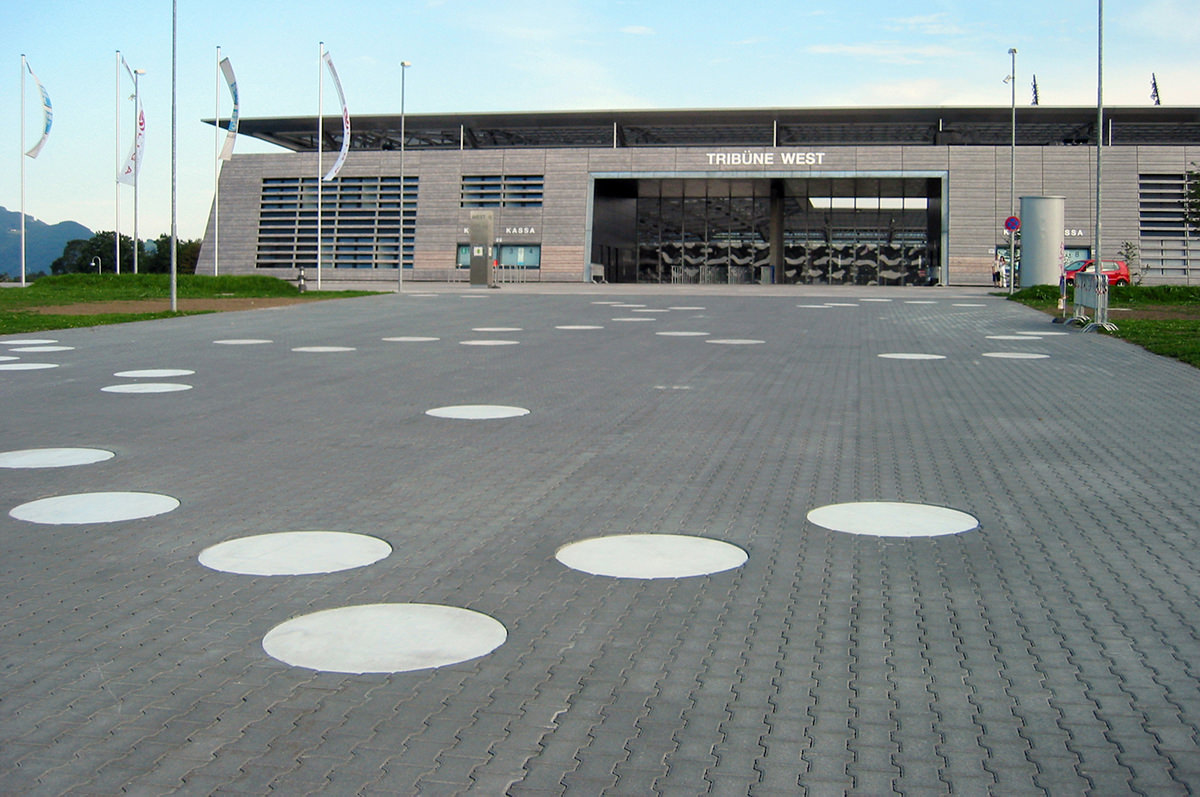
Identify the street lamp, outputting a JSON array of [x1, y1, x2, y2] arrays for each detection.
[[398, 61, 411, 293], [1004, 47, 1018, 293]]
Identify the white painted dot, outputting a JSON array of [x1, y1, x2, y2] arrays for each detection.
[[1018, 330, 1068, 336], [555, 534, 748, 579], [825, 303, 860, 307], [460, 339, 520, 346], [807, 501, 978, 537], [669, 306, 706, 311], [2, 339, 57, 346], [556, 325, 604, 330], [406, 293, 439, 297], [656, 331, 709, 337], [612, 303, 646, 308], [214, 339, 273, 345], [114, 368, 195, 378], [878, 353, 946, 360], [11, 345, 74, 352], [654, 385, 693, 390], [591, 301, 623, 305], [0, 356, 17, 362], [102, 383, 192, 393], [383, 336, 440, 342], [262, 603, 507, 674], [611, 317, 655, 322], [10, 491, 179, 525], [982, 352, 1050, 359], [0, 448, 115, 469], [987, 335, 1042, 340], [632, 308, 669, 313], [0, 362, 58, 371], [472, 327, 523, 332], [797, 304, 831, 308], [904, 300, 938, 304], [707, 338, 765, 345], [199, 531, 392, 576], [953, 303, 987, 307], [292, 346, 356, 353], [860, 298, 893, 303], [426, 405, 530, 420]]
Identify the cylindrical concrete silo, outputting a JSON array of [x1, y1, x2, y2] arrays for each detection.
[[1018, 196, 1066, 287]]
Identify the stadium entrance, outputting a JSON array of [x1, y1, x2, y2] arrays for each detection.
[[592, 176, 942, 285]]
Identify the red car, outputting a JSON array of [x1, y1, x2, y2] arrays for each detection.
[[1064, 259, 1130, 286]]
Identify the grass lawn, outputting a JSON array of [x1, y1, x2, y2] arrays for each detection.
[[1, 274, 377, 334], [1008, 284, 1200, 368]]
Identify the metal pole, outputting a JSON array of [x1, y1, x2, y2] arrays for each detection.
[[170, 0, 177, 311], [1009, 47, 1017, 295], [317, 42, 323, 291], [115, 51, 121, 276], [398, 61, 410, 292], [214, 46, 220, 276], [1094, 0, 1104, 280], [20, 55, 26, 286]]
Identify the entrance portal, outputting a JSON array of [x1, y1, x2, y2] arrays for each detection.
[[592, 176, 941, 285]]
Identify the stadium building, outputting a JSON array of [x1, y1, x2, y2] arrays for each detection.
[[197, 106, 1200, 287]]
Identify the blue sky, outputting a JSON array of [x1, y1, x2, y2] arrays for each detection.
[[4, 0, 1199, 243]]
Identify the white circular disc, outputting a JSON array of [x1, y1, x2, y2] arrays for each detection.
[[797, 304, 831, 308], [114, 368, 195, 378], [199, 531, 392, 576], [459, 339, 520, 346], [262, 603, 507, 674], [982, 352, 1050, 359], [591, 301, 622, 305], [612, 303, 646, 308], [807, 501, 978, 537], [656, 331, 709, 337], [632, 308, 668, 313], [292, 346, 356, 353], [860, 299, 893, 303], [11, 345, 74, 352], [2, 339, 57, 346], [214, 339, 273, 345], [0, 362, 58, 370], [878, 353, 946, 360], [611, 317, 655, 322], [707, 338, 764, 345], [987, 335, 1042, 341], [555, 325, 603, 330], [0, 356, 17, 361], [904, 300, 938, 304], [426, 404, 530, 420], [825, 303, 859, 307], [102, 383, 192, 393], [555, 534, 748, 579], [472, 327, 523, 332], [0, 447, 115, 469], [10, 491, 179, 524], [953, 303, 987, 307], [382, 336, 440, 342]]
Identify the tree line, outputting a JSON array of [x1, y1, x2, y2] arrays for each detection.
[[51, 231, 201, 276]]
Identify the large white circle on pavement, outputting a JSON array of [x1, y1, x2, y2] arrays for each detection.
[[460, 339, 520, 346], [982, 352, 1050, 359], [904, 300, 938, 304], [11, 345, 74, 352], [825, 303, 859, 307], [0, 355, 17, 361], [383, 336, 440, 342], [987, 334, 1042, 340], [953, 303, 987, 307], [669, 306, 706, 311], [10, 491, 179, 524], [807, 501, 978, 537], [656, 331, 709, 337], [215, 339, 273, 345], [102, 383, 192, 393], [199, 531, 392, 576], [472, 327, 523, 332], [0, 362, 58, 370], [114, 368, 195, 378], [0, 447, 115, 468], [612, 303, 646, 308], [292, 346, 356, 353], [556, 534, 748, 579], [262, 603, 507, 674], [878, 353, 946, 360], [3, 339, 57, 346], [556, 325, 603, 330], [861, 298, 893, 303], [426, 404, 530, 420], [612, 317, 655, 322], [707, 338, 764, 345]]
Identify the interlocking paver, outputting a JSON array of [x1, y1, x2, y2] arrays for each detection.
[[2, 285, 1200, 794]]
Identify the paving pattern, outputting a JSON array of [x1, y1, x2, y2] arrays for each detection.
[[2, 284, 1200, 795]]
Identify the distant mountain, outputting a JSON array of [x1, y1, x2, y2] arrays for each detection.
[[1, 206, 93, 280]]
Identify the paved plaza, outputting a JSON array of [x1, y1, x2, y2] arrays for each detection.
[[2, 284, 1199, 795]]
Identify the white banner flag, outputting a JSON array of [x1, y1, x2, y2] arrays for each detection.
[[24, 60, 53, 159], [118, 103, 145, 185], [218, 56, 239, 161], [321, 50, 350, 181]]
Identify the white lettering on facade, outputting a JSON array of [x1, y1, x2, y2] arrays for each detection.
[[1064, 228, 1086, 238], [706, 151, 825, 167], [504, 227, 535, 235]]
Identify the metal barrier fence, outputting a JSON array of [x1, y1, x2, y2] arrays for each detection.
[[1071, 272, 1118, 332]]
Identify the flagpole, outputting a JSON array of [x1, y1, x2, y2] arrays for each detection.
[[214, 45, 221, 276], [132, 68, 142, 275], [317, 41, 324, 291], [170, 0, 177, 311], [114, 51, 121, 275], [20, 55, 27, 286]]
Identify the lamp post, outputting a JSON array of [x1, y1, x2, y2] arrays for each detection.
[[1094, 0, 1104, 281], [398, 61, 411, 293], [1005, 47, 1017, 294]]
